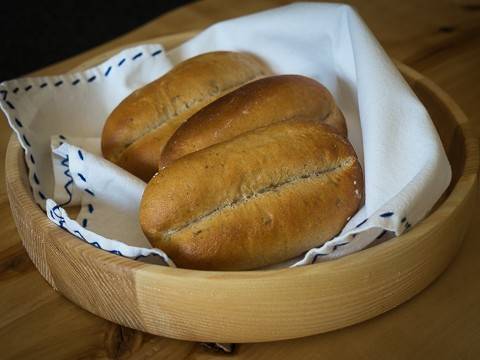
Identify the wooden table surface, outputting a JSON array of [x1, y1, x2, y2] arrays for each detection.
[[1, 1, 479, 359]]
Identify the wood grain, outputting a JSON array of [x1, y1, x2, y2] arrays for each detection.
[[3, 28, 479, 344], [1, 0, 480, 358], [6, 55, 477, 343]]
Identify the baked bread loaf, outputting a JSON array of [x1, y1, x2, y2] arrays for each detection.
[[101, 51, 271, 181], [140, 120, 363, 271], [160, 75, 347, 166]]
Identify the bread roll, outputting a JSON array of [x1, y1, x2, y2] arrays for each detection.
[[160, 75, 347, 166], [140, 120, 363, 271], [101, 51, 271, 181]]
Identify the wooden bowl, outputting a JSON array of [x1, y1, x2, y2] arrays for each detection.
[[5, 32, 479, 343]]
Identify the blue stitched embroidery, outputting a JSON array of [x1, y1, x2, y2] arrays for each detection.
[[355, 218, 368, 228], [6, 47, 338, 264], [73, 230, 86, 240], [77, 173, 86, 182], [332, 242, 349, 251], [59, 155, 73, 206], [22, 134, 30, 146], [50, 205, 66, 228], [312, 253, 327, 263], [73, 229, 125, 256], [380, 211, 394, 218], [134, 253, 162, 260], [51, 204, 63, 219], [0, 90, 7, 99], [74, 230, 102, 250]]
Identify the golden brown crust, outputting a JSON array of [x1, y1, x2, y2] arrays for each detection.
[[140, 120, 363, 270], [160, 75, 347, 167], [115, 110, 197, 182], [101, 51, 271, 181]]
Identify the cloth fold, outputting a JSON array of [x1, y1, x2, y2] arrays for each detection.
[[0, 2, 451, 268]]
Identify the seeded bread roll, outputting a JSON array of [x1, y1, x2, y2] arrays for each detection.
[[101, 51, 271, 181], [140, 120, 363, 271], [160, 75, 346, 167]]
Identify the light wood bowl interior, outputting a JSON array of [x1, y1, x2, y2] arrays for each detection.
[[4, 32, 479, 343]]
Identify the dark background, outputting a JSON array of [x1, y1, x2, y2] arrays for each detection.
[[0, 0, 194, 82]]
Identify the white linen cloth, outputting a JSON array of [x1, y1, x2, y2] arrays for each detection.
[[0, 2, 451, 268]]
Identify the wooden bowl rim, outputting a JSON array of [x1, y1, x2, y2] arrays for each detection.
[[5, 42, 479, 284]]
